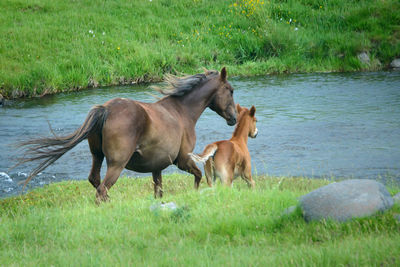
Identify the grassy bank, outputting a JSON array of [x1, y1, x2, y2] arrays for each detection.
[[1, 174, 399, 266], [1, 0, 399, 98]]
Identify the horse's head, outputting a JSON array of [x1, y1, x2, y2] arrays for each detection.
[[237, 104, 258, 138], [208, 67, 237, 126]]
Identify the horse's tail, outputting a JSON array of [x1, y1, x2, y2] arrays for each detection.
[[17, 105, 108, 187], [188, 143, 218, 164]]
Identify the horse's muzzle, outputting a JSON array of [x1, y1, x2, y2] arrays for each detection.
[[227, 116, 237, 126]]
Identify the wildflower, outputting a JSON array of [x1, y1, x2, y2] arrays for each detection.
[[117, 46, 120, 50], [294, 27, 298, 31], [233, 3, 237, 7], [89, 30, 93, 34], [102, 32, 105, 35]]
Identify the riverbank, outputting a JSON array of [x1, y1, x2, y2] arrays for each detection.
[[1, 0, 399, 99], [1, 174, 399, 265]]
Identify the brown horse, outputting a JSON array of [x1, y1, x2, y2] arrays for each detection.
[[189, 104, 257, 188], [18, 67, 237, 202]]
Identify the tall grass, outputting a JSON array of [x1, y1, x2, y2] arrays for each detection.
[[1, 174, 399, 266], [0, 0, 399, 98]]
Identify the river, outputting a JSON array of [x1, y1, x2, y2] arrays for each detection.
[[1, 71, 400, 198]]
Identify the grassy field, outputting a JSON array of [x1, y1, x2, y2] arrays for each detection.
[[1, 0, 399, 98], [1, 174, 399, 266]]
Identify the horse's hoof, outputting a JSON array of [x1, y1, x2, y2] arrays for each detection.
[[95, 193, 109, 205]]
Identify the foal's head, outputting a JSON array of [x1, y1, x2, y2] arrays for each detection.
[[208, 67, 237, 126], [237, 104, 258, 138]]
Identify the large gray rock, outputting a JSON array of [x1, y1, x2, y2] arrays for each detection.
[[393, 193, 400, 204], [300, 179, 393, 222]]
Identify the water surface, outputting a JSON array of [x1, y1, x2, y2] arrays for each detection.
[[1, 72, 399, 198]]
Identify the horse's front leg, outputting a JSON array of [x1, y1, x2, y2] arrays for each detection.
[[152, 170, 163, 198], [176, 156, 203, 189]]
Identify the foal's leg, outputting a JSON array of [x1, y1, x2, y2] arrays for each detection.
[[152, 170, 163, 198], [241, 166, 255, 188], [204, 159, 213, 187], [222, 168, 234, 187]]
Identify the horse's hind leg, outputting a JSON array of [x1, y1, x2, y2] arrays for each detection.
[[95, 127, 136, 203], [88, 153, 104, 188], [88, 135, 104, 188], [96, 164, 126, 203]]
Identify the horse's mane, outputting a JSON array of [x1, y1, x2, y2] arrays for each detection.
[[153, 70, 219, 96]]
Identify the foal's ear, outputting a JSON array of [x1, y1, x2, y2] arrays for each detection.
[[236, 103, 242, 113], [220, 67, 227, 82], [250, 106, 256, 117]]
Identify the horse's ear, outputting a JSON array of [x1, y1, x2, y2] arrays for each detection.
[[220, 67, 227, 82], [250, 106, 256, 117], [236, 103, 242, 113]]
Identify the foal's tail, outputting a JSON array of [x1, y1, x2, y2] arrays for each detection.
[[16, 105, 108, 187], [188, 143, 218, 164]]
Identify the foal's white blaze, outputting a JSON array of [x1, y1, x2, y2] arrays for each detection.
[[252, 128, 258, 138]]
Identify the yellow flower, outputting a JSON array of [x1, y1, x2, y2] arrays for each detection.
[[233, 3, 237, 7], [117, 47, 120, 50]]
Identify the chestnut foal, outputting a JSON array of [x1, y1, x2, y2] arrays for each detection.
[[189, 104, 258, 187]]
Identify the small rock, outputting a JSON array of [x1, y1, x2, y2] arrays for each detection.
[[88, 78, 99, 88], [390, 58, 400, 68], [393, 193, 400, 204], [282, 205, 297, 216], [150, 202, 178, 212], [300, 179, 394, 222], [358, 52, 370, 65]]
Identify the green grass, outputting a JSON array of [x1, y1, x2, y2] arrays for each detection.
[[1, 0, 399, 98], [1, 174, 399, 266]]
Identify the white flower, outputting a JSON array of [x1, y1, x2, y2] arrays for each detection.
[[289, 18, 292, 23], [294, 27, 298, 31], [89, 30, 93, 34], [102, 32, 105, 35], [93, 34, 95, 37]]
